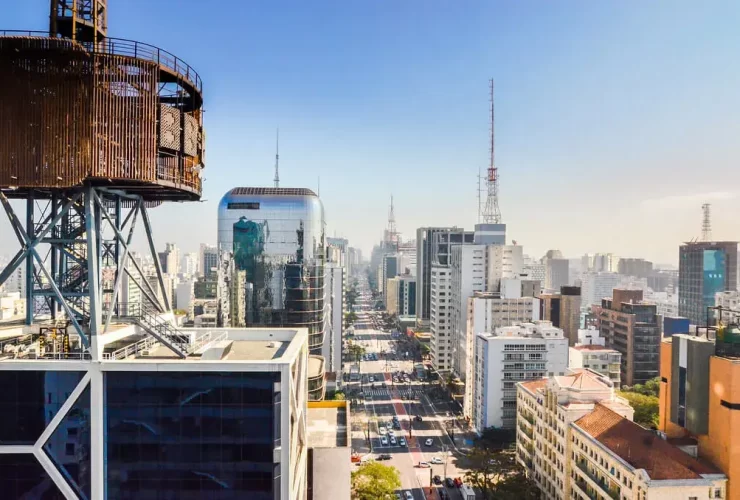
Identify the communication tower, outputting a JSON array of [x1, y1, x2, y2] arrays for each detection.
[[481, 79, 502, 224], [0, 0, 206, 359], [702, 203, 712, 241]]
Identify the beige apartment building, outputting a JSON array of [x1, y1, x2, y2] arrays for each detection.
[[517, 369, 726, 500]]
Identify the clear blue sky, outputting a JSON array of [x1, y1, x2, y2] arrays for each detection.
[[3, 1, 740, 263]]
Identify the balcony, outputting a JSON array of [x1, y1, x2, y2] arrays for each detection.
[[572, 478, 598, 500], [518, 423, 533, 440], [575, 459, 620, 500]]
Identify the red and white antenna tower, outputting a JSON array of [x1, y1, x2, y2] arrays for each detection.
[[482, 79, 502, 224]]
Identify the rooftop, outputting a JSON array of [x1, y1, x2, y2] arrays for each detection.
[[572, 345, 620, 352], [554, 369, 613, 390], [228, 187, 317, 197], [575, 404, 722, 480], [307, 401, 350, 448], [144, 339, 290, 361]]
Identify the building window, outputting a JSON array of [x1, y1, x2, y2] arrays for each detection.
[[65, 443, 75, 456]]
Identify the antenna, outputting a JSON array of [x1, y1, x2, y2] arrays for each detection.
[[386, 195, 398, 250], [702, 203, 712, 241], [273, 128, 280, 188], [482, 79, 502, 224]]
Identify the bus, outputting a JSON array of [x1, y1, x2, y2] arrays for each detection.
[[349, 364, 361, 381], [459, 484, 475, 500]]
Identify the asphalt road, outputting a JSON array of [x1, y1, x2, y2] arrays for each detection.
[[347, 289, 468, 500]]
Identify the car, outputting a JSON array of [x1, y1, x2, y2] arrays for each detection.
[[388, 430, 395, 437], [454, 477, 463, 488], [379, 426, 387, 435], [417, 461, 431, 468], [431, 457, 443, 464], [390, 436, 397, 445], [425, 438, 434, 446], [380, 436, 388, 446], [377, 453, 392, 461], [368, 375, 375, 382], [415, 415, 423, 422], [404, 492, 414, 500], [445, 478, 455, 488], [399, 437, 406, 446], [433, 475, 442, 485], [393, 422, 401, 430], [395, 494, 402, 500], [392, 415, 399, 422]]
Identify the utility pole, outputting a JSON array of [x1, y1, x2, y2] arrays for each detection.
[[442, 444, 449, 479]]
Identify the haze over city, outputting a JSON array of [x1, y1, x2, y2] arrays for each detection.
[[2, 0, 739, 263]]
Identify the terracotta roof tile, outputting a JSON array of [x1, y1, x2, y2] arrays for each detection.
[[575, 404, 721, 480], [518, 379, 547, 394]]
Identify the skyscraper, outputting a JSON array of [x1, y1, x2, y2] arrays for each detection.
[[679, 241, 738, 326], [415, 227, 474, 326], [218, 187, 327, 400]]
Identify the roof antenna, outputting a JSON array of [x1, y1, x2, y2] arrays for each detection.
[[273, 128, 280, 188]]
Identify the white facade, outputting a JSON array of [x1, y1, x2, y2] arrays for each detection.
[[545, 258, 569, 292], [715, 290, 740, 323], [569, 345, 622, 386], [175, 280, 194, 318], [471, 321, 568, 431], [324, 264, 344, 378], [648, 291, 679, 318], [180, 251, 199, 277], [580, 272, 623, 309], [430, 266, 452, 371], [576, 327, 605, 346]]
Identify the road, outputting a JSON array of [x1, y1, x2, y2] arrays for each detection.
[[347, 277, 468, 500]]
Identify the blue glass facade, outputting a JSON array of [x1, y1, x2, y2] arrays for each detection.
[[703, 249, 727, 321], [105, 371, 281, 499]]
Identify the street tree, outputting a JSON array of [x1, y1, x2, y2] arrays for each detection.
[[351, 461, 401, 500], [464, 447, 518, 499], [347, 343, 366, 362], [492, 466, 539, 500]]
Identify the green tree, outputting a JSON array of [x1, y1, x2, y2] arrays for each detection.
[[333, 391, 346, 401], [618, 390, 659, 428], [345, 311, 358, 329], [476, 427, 516, 451], [493, 466, 539, 500], [347, 343, 366, 362], [464, 447, 518, 499], [351, 461, 401, 500]]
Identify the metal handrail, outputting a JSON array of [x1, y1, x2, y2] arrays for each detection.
[[0, 30, 202, 94], [103, 335, 159, 360]]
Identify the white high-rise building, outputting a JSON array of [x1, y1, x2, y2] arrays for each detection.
[[181, 252, 199, 277], [545, 258, 569, 292], [199, 243, 218, 278], [324, 263, 345, 380], [580, 272, 623, 309], [471, 321, 568, 431], [175, 280, 194, 318], [430, 266, 453, 371]]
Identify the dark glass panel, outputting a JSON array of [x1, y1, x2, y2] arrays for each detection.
[[0, 371, 84, 445], [0, 454, 65, 499]]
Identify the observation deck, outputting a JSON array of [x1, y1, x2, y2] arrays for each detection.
[[0, 31, 205, 201]]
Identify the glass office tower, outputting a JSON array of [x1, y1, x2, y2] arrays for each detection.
[[218, 187, 326, 399], [679, 241, 738, 326]]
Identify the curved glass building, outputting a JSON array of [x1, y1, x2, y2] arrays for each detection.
[[218, 187, 326, 399]]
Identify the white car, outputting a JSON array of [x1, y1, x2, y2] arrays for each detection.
[[405, 492, 414, 500], [380, 436, 388, 446], [379, 426, 387, 435], [430, 457, 443, 464], [369, 376, 375, 382], [390, 436, 397, 446], [399, 437, 407, 446], [425, 438, 434, 446], [388, 430, 395, 437], [417, 461, 431, 468]]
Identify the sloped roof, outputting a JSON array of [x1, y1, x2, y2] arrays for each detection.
[[554, 370, 609, 390], [518, 379, 547, 394], [575, 404, 722, 480]]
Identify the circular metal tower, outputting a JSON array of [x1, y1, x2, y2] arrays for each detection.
[[0, 0, 205, 358]]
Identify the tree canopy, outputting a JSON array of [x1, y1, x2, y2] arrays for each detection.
[[351, 461, 401, 500], [618, 390, 659, 428]]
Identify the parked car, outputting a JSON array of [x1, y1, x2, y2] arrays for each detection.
[[379, 426, 387, 435], [388, 430, 395, 437], [417, 461, 431, 468], [425, 438, 434, 446], [404, 492, 414, 500], [430, 457, 443, 464], [377, 453, 392, 461], [454, 477, 463, 487], [393, 422, 401, 430], [399, 437, 406, 446], [415, 415, 423, 422], [433, 475, 442, 485], [369, 375, 375, 382], [381, 436, 388, 446], [445, 478, 455, 488], [390, 436, 397, 446]]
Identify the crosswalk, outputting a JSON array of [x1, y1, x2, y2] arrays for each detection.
[[364, 388, 424, 399]]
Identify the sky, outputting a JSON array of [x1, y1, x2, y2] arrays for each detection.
[[3, 0, 740, 264]]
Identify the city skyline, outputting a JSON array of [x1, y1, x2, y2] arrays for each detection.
[[2, 1, 739, 263]]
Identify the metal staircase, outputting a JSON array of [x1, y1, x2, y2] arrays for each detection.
[[111, 301, 190, 358]]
